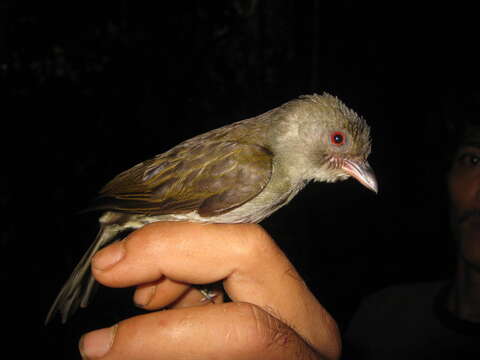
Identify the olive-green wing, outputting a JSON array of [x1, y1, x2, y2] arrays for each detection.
[[94, 141, 273, 217]]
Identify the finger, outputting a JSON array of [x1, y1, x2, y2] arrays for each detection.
[[79, 302, 322, 360], [91, 222, 340, 358], [91, 222, 263, 288], [133, 277, 190, 309]]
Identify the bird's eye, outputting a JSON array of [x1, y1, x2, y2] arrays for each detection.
[[330, 131, 346, 146]]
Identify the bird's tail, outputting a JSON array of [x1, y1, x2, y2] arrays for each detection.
[[45, 225, 120, 324]]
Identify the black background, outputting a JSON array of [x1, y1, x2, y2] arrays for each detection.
[[1, 1, 478, 358]]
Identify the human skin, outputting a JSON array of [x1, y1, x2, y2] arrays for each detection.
[[78, 222, 341, 359], [447, 125, 480, 322]]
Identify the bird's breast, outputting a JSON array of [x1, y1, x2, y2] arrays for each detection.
[[195, 173, 307, 223]]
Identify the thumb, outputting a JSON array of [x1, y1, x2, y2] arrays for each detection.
[[79, 302, 323, 360]]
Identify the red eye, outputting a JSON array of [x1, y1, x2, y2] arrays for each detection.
[[330, 131, 346, 146]]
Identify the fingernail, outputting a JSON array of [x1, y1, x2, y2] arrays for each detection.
[[79, 324, 117, 359], [92, 242, 125, 270], [134, 284, 156, 308]]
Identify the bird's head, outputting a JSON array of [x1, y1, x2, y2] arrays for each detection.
[[270, 93, 378, 193]]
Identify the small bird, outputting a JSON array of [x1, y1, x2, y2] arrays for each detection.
[[46, 93, 377, 324]]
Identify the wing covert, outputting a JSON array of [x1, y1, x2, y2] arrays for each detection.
[[94, 141, 273, 217]]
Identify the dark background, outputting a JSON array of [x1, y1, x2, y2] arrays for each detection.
[[1, 0, 478, 358]]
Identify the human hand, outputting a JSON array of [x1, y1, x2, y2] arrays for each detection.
[[79, 222, 341, 359]]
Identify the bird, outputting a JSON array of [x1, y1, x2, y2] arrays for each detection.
[[45, 93, 377, 324]]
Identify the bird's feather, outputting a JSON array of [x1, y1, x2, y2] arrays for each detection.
[[45, 93, 376, 324], [94, 141, 273, 217], [45, 225, 123, 324]]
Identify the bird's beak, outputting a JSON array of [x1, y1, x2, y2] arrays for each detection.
[[342, 159, 378, 193]]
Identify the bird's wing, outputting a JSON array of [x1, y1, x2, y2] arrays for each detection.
[[93, 141, 273, 217]]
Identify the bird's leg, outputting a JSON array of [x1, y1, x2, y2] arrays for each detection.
[[199, 288, 218, 303], [195, 282, 225, 303]]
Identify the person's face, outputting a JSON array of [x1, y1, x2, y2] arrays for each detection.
[[448, 126, 480, 270]]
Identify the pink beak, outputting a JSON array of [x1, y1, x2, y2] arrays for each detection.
[[342, 159, 378, 193]]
